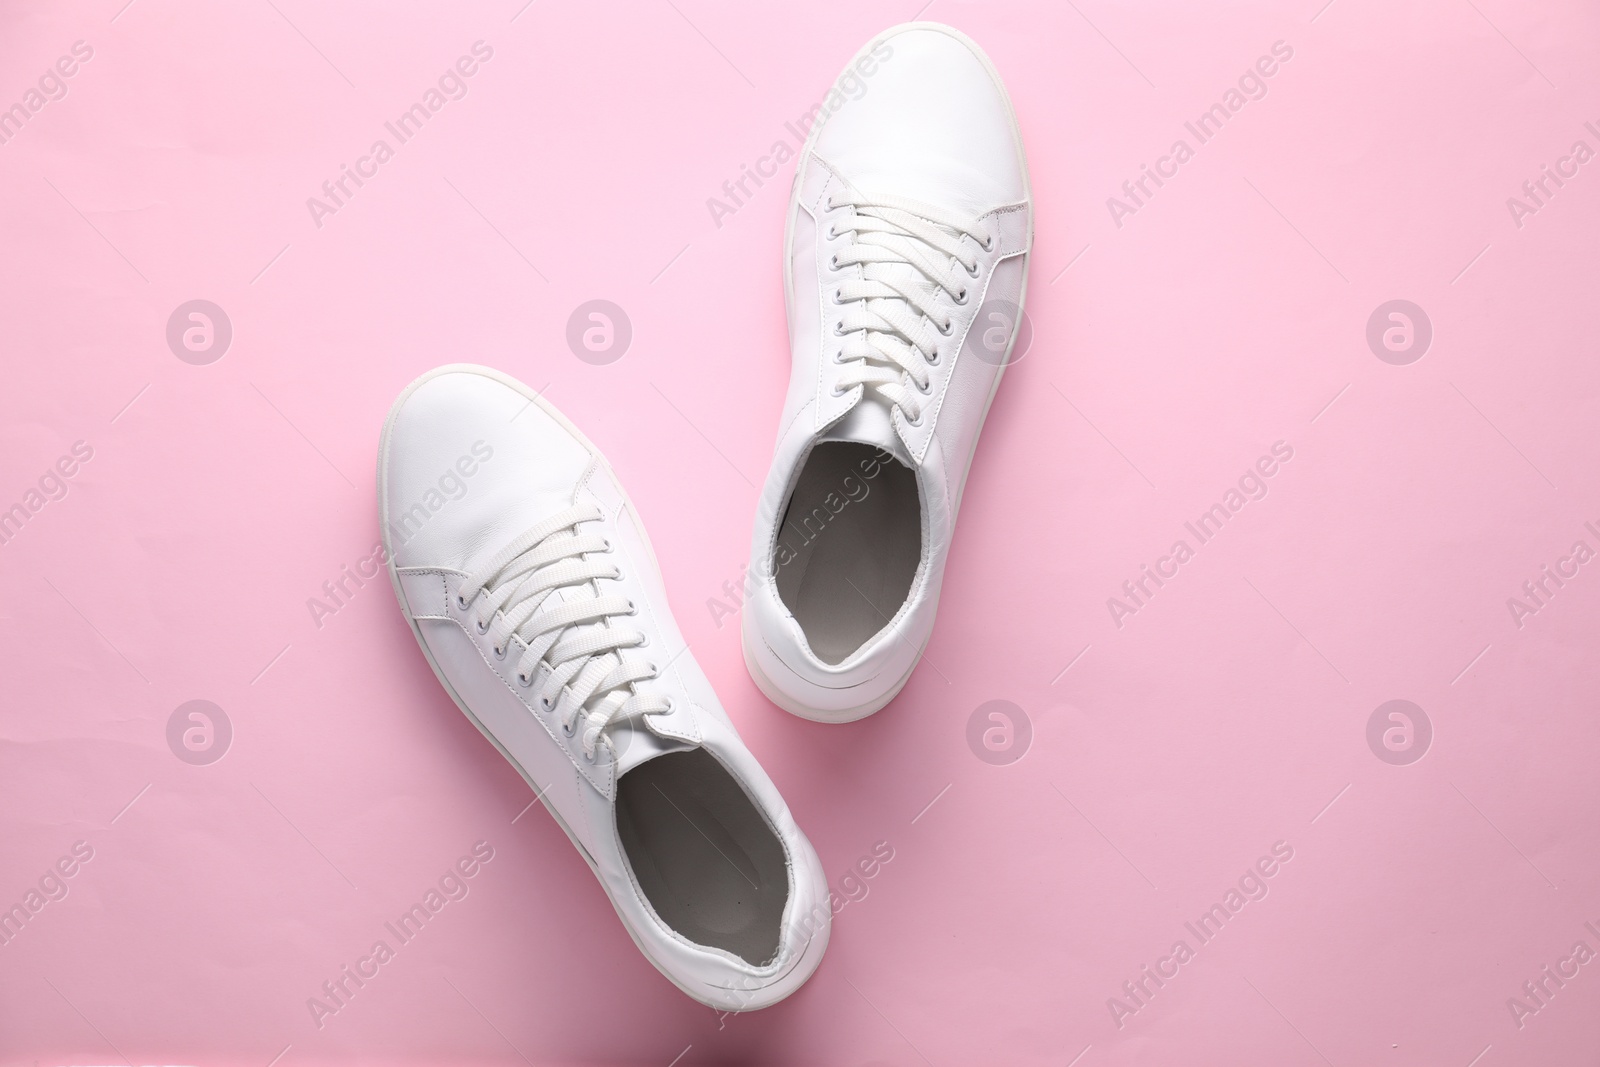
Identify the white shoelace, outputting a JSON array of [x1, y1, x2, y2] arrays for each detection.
[[457, 504, 669, 760], [827, 190, 990, 423]]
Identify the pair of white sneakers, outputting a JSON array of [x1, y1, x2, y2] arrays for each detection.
[[377, 23, 1032, 1011]]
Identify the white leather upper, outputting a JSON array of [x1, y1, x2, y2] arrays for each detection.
[[811, 27, 1028, 215], [380, 366, 830, 1009], [746, 23, 1034, 719]]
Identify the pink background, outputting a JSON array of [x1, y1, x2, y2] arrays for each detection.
[[3, 0, 1599, 1064]]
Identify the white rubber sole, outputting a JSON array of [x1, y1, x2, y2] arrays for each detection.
[[748, 21, 1035, 723], [378, 364, 828, 1011], [742, 609, 931, 724]]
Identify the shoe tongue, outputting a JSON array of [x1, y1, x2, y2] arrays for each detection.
[[822, 395, 914, 466], [832, 167, 991, 221], [613, 722, 695, 775]]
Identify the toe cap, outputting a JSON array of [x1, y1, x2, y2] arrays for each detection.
[[379, 365, 591, 570], [813, 23, 1028, 215]]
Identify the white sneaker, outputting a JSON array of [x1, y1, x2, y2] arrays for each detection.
[[379, 365, 830, 1010], [743, 23, 1033, 722]]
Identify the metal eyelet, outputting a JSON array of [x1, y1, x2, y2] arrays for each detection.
[[562, 720, 575, 737], [937, 320, 953, 336], [456, 593, 470, 610], [475, 618, 490, 635], [965, 260, 980, 277], [955, 289, 969, 305], [493, 644, 505, 659], [516, 672, 531, 687], [540, 695, 553, 710]]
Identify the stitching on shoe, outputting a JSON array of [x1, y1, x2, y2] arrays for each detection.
[[571, 456, 600, 504], [908, 236, 1006, 467], [396, 568, 457, 619], [453, 592, 614, 797]]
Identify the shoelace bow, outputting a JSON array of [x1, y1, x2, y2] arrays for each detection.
[[456, 504, 669, 760], [827, 190, 991, 423]]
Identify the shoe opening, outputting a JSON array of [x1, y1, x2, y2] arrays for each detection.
[[774, 441, 920, 664], [615, 749, 789, 966]]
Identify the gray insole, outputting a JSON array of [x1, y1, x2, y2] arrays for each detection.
[[775, 442, 921, 664], [615, 749, 788, 965]]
